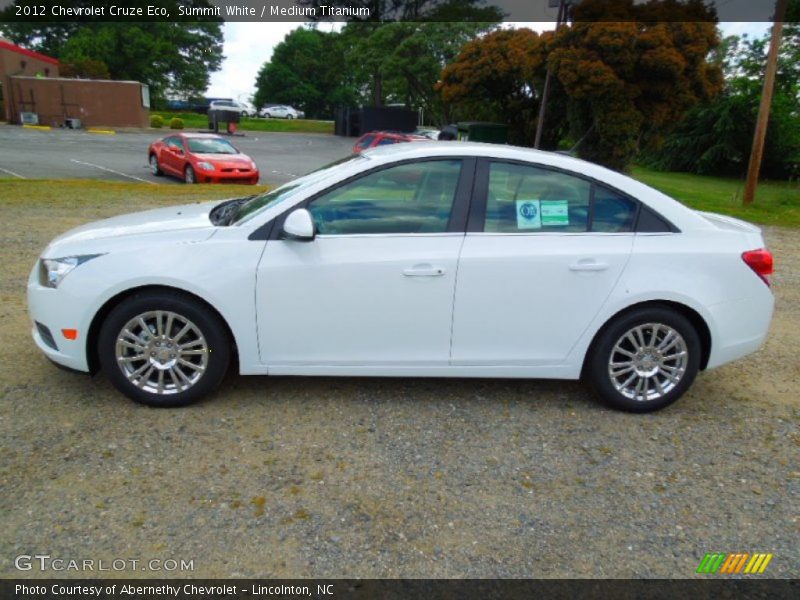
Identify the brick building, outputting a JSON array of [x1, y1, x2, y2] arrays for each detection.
[[0, 39, 149, 128]]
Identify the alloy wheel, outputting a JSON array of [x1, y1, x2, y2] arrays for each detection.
[[607, 322, 689, 402], [114, 310, 209, 395]]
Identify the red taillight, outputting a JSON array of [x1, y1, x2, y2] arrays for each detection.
[[742, 248, 774, 286]]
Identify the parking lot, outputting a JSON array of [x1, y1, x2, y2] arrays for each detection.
[[0, 125, 353, 186]]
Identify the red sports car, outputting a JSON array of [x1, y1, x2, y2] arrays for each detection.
[[148, 133, 259, 184], [352, 131, 431, 153]]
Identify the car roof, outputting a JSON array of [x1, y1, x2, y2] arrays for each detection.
[[359, 142, 711, 231], [178, 133, 230, 139]]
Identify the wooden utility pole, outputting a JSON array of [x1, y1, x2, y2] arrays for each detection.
[[534, 0, 567, 149], [743, 0, 788, 204]]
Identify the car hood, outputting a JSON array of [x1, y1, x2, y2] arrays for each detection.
[[193, 153, 252, 164], [44, 200, 221, 255]]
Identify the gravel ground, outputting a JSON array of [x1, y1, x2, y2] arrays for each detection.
[[0, 195, 797, 579]]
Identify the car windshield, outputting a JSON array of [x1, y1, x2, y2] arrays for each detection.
[[187, 138, 238, 154], [232, 155, 366, 225]]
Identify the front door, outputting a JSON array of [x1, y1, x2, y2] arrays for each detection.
[[256, 158, 471, 367]]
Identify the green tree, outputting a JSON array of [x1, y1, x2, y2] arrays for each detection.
[[253, 27, 356, 119], [297, 0, 504, 21], [343, 20, 497, 123], [0, 2, 223, 105], [647, 8, 800, 179]]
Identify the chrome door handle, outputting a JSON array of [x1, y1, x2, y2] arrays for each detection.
[[570, 260, 609, 272], [403, 264, 445, 277]]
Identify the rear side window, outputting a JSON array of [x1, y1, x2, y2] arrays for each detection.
[[480, 161, 665, 234], [484, 162, 591, 232], [592, 185, 638, 233], [376, 137, 399, 146]]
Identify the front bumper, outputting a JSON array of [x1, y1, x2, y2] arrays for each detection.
[[27, 266, 91, 372], [197, 169, 259, 185]]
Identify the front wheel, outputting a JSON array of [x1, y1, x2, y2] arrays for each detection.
[[184, 165, 196, 184], [98, 291, 231, 407], [149, 154, 163, 176], [586, 307, 701, 412]]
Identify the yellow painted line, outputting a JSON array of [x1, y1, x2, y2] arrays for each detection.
[[744, 554, 761, 573], [22, 124, 51, 131], [758, 553, 773, 573], [87, 128, 115, 135]]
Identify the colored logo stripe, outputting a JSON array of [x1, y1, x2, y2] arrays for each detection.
[[697, 553, 726, 573], [720, 553, 749, 573], [744, 553, 773, 574], [697, 552, 773, 574]]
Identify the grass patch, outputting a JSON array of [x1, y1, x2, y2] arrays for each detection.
[[0, 178, 268, 211], [632, 166, 800, 228], [0, 179, 269, 246], [151, 111, 334, 134]]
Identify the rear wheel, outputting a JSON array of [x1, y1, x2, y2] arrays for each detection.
[[286, 114, 293, 120], [98, 291, 231, 407], [586, 307, 701, 412], [184, 165, 196, 184], [149, 154, 162, 176]]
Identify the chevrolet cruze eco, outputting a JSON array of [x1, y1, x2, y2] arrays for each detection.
[[28, 143, 774, 412]]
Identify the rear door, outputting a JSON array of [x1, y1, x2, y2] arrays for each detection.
[[451, 159, 636, 366]]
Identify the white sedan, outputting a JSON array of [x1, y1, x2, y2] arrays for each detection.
[[27, 143, 774, 411], [261, 105, 303, 119]]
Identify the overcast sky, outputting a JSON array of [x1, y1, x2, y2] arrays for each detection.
[[207, 21, 773, 102]]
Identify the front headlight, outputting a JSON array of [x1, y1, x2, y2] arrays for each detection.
[[41, 255, 103, 288], [197, 161, 215, 171]]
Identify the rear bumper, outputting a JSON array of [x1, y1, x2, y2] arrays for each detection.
[[705, 291, 774, 370]]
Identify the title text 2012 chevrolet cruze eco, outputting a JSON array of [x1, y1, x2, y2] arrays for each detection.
[[27, 143, 774, 412]]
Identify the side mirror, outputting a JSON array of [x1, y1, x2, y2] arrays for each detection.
[[282, 208, 316, 241]]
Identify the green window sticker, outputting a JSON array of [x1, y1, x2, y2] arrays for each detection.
[[516, 199, 541, 229], [541, 200, 569, 226]]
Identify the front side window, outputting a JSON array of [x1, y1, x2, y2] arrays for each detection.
[[484, 162, 591, 233], [308, 160, 463, 235]]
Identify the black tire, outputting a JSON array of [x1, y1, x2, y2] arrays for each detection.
[[585, 306, 701, 413], [286, 114, 293, 120], [184, 165, 196, 184], [98, 291, 231, 407], [149, 154, 163, 176]]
